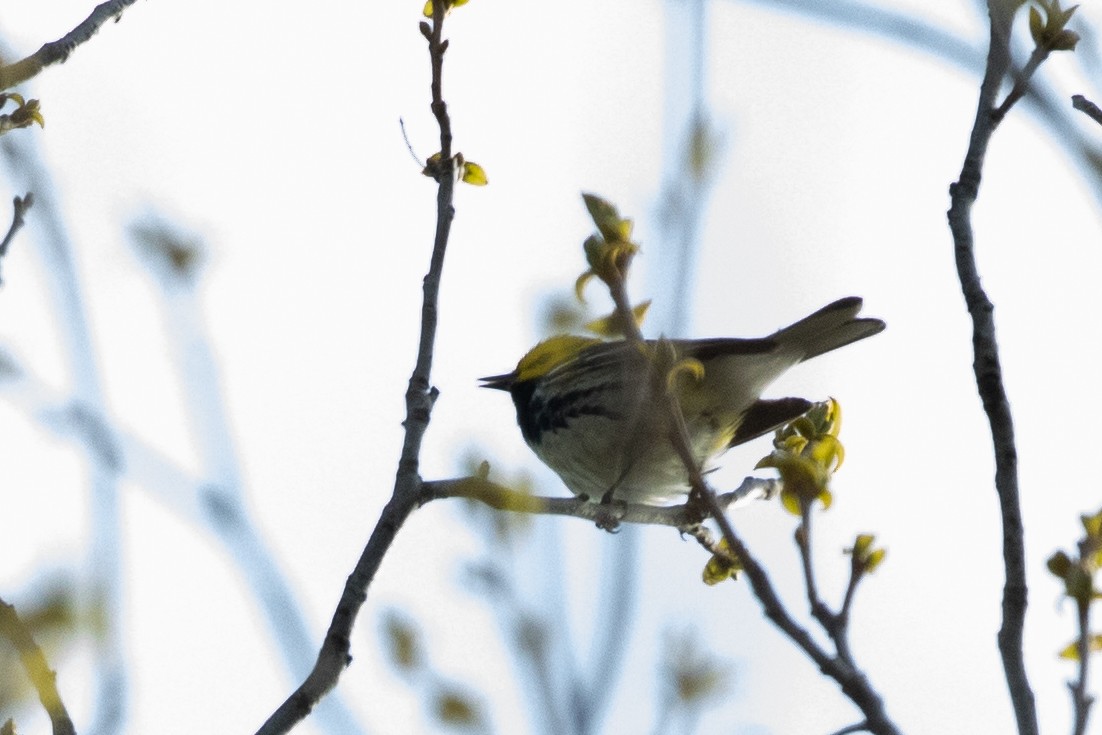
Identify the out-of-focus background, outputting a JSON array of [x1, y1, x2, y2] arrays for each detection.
[[2, 2, 1102, 733]]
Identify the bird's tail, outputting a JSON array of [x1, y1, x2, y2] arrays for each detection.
[[773, 297, 885, 362]]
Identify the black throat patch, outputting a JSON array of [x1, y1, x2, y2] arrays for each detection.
[[510, 381, 623, 445]]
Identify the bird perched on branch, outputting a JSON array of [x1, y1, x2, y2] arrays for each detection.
[[481, 297, 884, 506]]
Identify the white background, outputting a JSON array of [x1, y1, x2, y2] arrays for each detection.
[[2, 2, 1102, 734]]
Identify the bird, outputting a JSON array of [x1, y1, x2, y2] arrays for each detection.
[[480, 296, 884, 506]]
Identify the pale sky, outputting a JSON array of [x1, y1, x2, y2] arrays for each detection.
[[2, 2, 1102, 734]]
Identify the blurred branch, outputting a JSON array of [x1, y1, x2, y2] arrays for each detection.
[[379, 611, 489, 732], [2, 118, 126, 735], [0, 193, 32, 284], [945, 3, 1040, 734], [1071, 22, 1102, 99], [0, 364, 361, 734], [455, 462, 630, 735], [827, 723, 873, 735], [575, 519, 634, 734], [129, 217, 204, 286], [126, 217, 364, 734], [0, 0, 141, 91], [748, 0, 982, 69], [255, 2, 459, 731], [746, 0, 1102, 204], [462, 563, 572, 735], [0, 139, 361, 733], [655, 0, 716, 336], [0, 597, 76, 735], [652, 628, 730, 735]]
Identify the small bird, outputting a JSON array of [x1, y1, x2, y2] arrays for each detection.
[[481, 297, 884, 505]]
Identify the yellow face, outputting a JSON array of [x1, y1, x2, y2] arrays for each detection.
[[514, 335, 602, 382]]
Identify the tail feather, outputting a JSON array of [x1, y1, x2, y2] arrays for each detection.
[[772, 297, 885, 361], [729, 397, 813, 448], [674, 297, 882, 418]]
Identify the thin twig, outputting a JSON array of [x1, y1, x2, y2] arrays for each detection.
[[668, 403, 901, 735], [1070, 602, 1093, 735], [0, 596, 77, 735], [1072, 94, 1102, 127], [797, 507, 835, 628], [1070, 592, 1095, 735], [0, 0, 142, 91], [992, 46, 1050, 122], [0, 193, 33, 284], [945, 3, 1037, 734], [838, 564, 862, 630], [605, 270, 646, 343], [797, 506, 863, 667], [398, 118, 423, 167], [254, 2, 457, 732]]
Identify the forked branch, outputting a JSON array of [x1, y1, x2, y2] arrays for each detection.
[[254, 2, 459, 732]]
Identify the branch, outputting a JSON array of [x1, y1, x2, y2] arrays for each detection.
[[1070, 598, 1094, 735], [583, 207, 901, 733], [794, 508, 870, 670], [993, 3, 1082, 127], [992, 45, 1050, 122], [0, 193, 33, 284], [254, 3, 457, 732], [668, 407, 902, 735], [945, 3, 1037, 734], [1072, 94, 1102, 127], [423, 475, 780, 527], [0, 596, 77, 735], [796, 507, 833, 629], [838, 558, 863, 629], [0, 0, 142, 91]]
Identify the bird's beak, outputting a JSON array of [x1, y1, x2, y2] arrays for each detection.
[[479, 372, 517, 391]]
